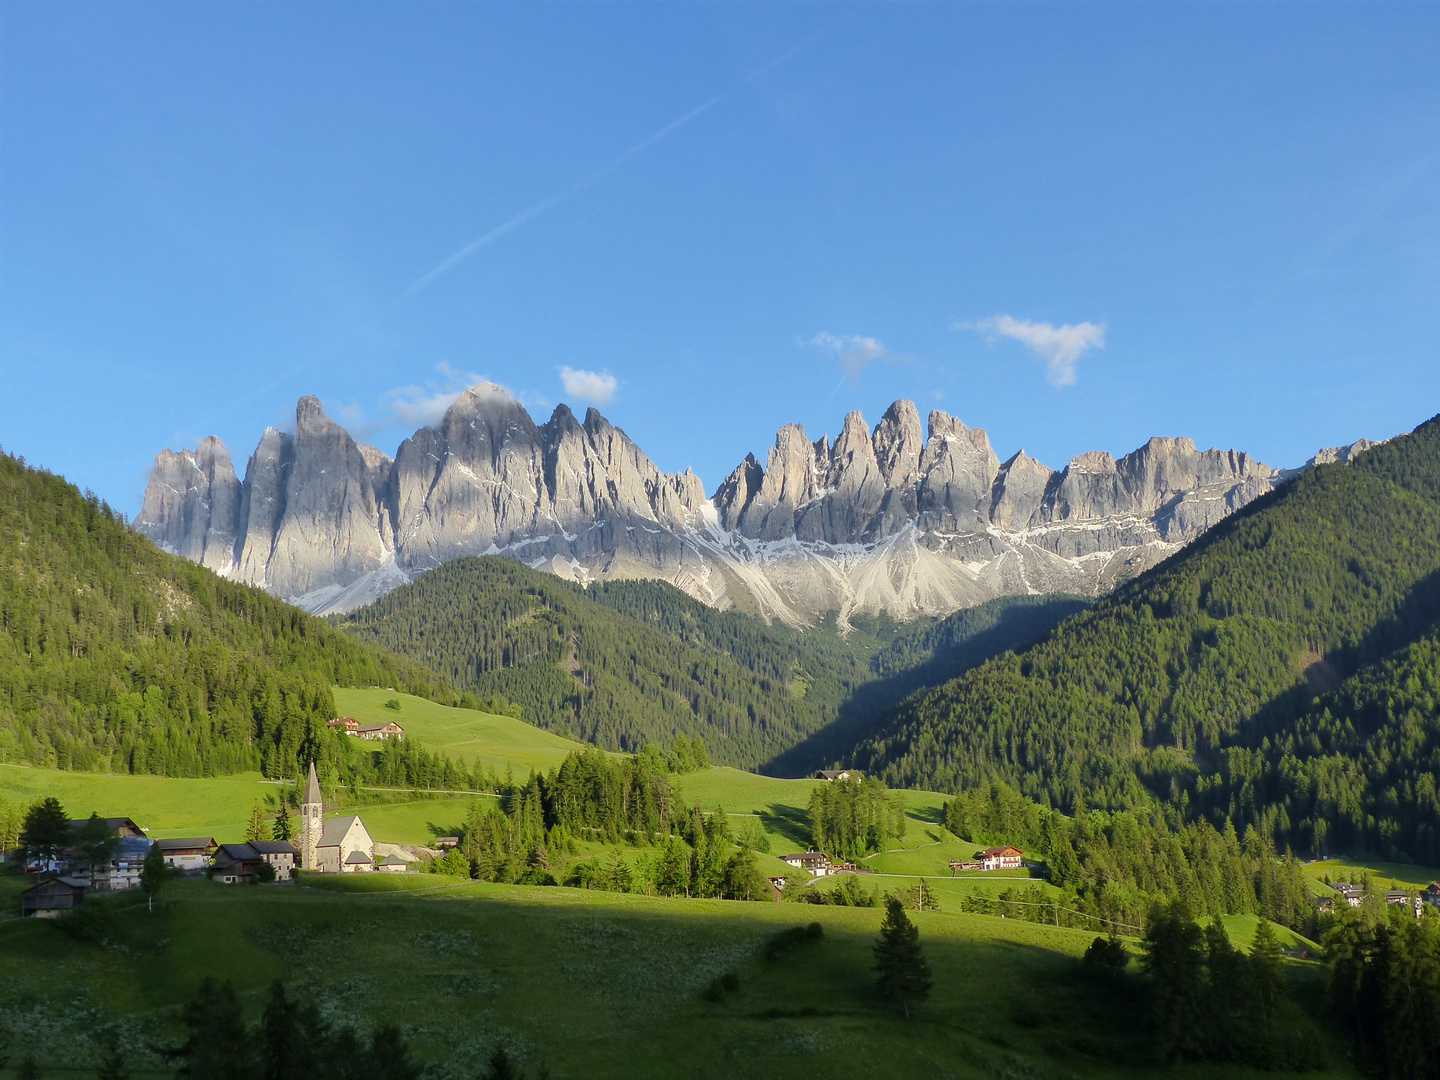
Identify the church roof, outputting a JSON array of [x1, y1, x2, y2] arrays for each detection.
[[318, 816, 367, 848], [303, 761, 322, 806]]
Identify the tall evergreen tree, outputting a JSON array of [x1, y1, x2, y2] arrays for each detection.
[[874, 896, 933, 1017], [272, 803, 293, 842], [95, 1032, 129, 1080], [1249, 917, 1286, 1023], [19, 796, 69, 868], [1142, 902, 1207, 1062], [244, 801, 271, 844], [170, 978, 252, 1080]]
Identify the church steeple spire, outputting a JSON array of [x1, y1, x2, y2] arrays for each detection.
[[300, 760, 323, 871]]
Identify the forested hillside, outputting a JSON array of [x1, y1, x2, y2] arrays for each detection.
[[0, 450, 453, 778], [334, 557, 863, 770], [766, 594, 1088, 775], [854, 415, 1440, 866], [334, 557, 1084, 773]]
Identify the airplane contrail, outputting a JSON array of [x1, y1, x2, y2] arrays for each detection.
[[403, 35, 817, 297]]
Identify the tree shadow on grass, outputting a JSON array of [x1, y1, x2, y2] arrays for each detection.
[[907, 805, 945, 826], [762, 803, 812, 849], [424, 820, 467, 842]]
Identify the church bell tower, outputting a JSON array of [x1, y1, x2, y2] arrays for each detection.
[[300, 760, 323, 871]]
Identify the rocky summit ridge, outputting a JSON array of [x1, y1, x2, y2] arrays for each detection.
[[139, 385, 1331, 625]]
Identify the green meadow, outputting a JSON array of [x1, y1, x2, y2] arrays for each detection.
[[0, 764, 278, 841], [0, 874, 1358, 1080], [1302, 856, 1440, 892], [333, 688, 596, 776]]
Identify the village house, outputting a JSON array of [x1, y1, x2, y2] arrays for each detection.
[[1335, 883, 1364, 907], [46, 817, 152, 890], [766, 876, 787, 900], [90, 835, 153, 891], [434, 836, 460, 850], [68, 816, 144, 839], [1386, 890, 1411, 907], [327, 717, 359, 733], [377, 853, 409, 873], [1423, 883, 1440, 908], [20, 876, 88, 918], [212, 843, 265, 884], [353, 721, 404, 742], [154, 837, 218, 876], [949, 860, 983, 873], [814, 769, 860, 782], [779, 851, 831, 877], [249, 840, 298, 881], [978, 846, 1025, 871]]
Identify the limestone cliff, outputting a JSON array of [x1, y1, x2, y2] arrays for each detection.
[[139, 385, 1313, 625]]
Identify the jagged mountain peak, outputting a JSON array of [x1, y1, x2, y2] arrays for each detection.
[[140, 390, 1315, 626]]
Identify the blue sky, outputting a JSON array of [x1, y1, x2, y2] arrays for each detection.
[[2, 2, 1437, 511]]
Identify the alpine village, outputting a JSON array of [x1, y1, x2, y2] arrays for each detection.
[[3, 6, 1440, 1080]]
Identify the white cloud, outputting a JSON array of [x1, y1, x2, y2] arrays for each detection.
[[558, 366, 618, 406], [380, 362, 493, 430], [961, 315, 1105, 388], [807, 332, 891, 380]]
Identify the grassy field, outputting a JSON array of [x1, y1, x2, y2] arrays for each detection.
[[0, 873, 1358, 1080], [334, 688, 596, 775], [1303, 856, 1440, 891], [0, 764, 279, 841]]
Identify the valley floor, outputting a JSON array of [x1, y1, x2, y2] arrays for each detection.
[[0, 875, 1358, 1080]]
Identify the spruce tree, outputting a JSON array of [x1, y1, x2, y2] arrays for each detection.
[[1142, 902, 1207, 1061], [244, 801, 271, 844], [874, 896, 933, 1017], [19, 797, 70, 869], [171, 978, 252, 1080], [1249, 917, 1286, 1021], [95, 1032, 129, 1080], [273, 803, 292, 842], [484, 1045, 522, 1080]]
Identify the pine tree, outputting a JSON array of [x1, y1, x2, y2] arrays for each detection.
[[365, 1025, 420, 1080], [273, 803, 292, 842], [1249, 917, 1286, 1021], [245, 801, 271, 844], [256, 982, 320, 1080], [96, 1032, 129, 1080], [484, 1045, 522, 1080], [19, 796, 70, 869], [874, 896, 933, 1017], [1142, 902, 1207, 1062], [171, 978, 252, 1080]]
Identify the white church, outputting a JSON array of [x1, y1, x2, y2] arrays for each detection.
[[300, 761, 376, 873]]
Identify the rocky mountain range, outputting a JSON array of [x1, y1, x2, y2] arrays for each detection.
[[138, 384, 1334, 625]]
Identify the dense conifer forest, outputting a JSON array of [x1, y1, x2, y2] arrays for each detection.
[[855, 415, 1440, 865], [334, 557, 1082, 773], [0, 451, 454, 779]]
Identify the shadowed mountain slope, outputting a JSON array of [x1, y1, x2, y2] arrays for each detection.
[[852, 415, 1440, 865]]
